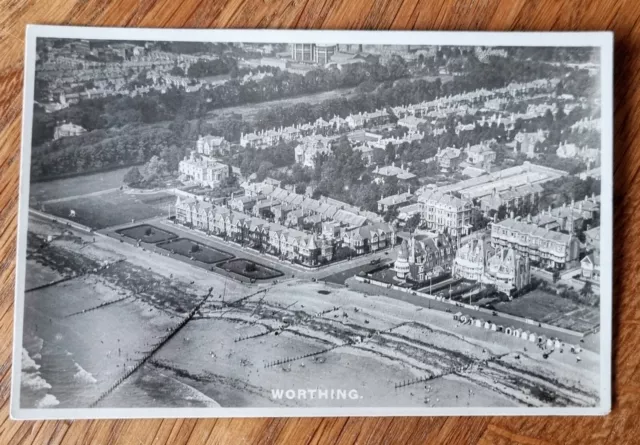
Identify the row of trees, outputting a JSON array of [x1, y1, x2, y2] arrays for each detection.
[[30, 126, 184, 180], [186, 57, 237, 78]]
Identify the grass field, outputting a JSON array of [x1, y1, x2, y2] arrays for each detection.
[[218, 258, 282, 280], [116, 225, 177, 243], [157, 238, 233, 264], [29, 167, 131, 204], [493, 289, 599, 332], [206, 87, 358, 122], [42, 190, 175, 230]]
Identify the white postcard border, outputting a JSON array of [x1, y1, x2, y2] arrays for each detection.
[[11, 25, 614, 419]]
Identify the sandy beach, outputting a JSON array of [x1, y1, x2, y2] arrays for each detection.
[[20, 216, 600, 410]]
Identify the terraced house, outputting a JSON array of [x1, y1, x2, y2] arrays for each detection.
[[490, 218, 580, 269], [174, 197, 395, 265], [417, 190, 474, 238]]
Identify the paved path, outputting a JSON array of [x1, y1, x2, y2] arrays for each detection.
[[41, 187, 120, 204]]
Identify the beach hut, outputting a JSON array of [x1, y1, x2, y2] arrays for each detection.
[[514, 328, 523, 338], [475, 318, 484, 328], [546, 337, 555, 348], [521, 330, 530, 340], [528, 332, 537, 342], [554, 339, 562, 349], [490, 323, 498, 331], [459, 314, 469, 323], [505, 326, 513, 335], [453, 312, 463, 321], [483, 321, 491, 330], [496, 325, 504, 332]]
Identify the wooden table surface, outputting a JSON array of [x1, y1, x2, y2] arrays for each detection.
[[0, 0, 636, 444]]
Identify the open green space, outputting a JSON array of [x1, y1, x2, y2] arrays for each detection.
[[29, 167, 131, 204], [157, 238, 234, 264], [42, 190, 175, 229], [492, 289, 599, 333]]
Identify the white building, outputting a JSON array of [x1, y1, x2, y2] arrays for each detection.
[[294, 135, 333, 168], [197, 135, 230, 156], [417, 190, 474, 237], [178, 151, 229, 188], [53, 122, 86, 140]]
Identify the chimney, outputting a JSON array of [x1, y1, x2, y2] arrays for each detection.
[[510, 210, 515, 219]]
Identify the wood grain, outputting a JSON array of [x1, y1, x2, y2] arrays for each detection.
[[0, 0, 635, 443]]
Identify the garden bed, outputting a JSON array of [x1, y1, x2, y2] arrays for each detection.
[[157, 238, 234, 264], [116, 224, 177, 244], [217, 258, 283, 280]]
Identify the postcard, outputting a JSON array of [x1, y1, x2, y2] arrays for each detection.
[[11, 26, 612, 419]]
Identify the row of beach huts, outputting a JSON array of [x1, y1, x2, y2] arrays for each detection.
[[452, 312, 570, 350]]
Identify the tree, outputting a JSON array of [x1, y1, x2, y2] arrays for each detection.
[[295, 182, 306, 194], [372, 148, 386, 165], [170, 66, 185, 76], [384, 207, 399, 223], [404, 213, 421, 231], [123, 166, 143, 185], [256, 161, 274, 182], [160, 144, 186, 172], [142, 155, 169, 182], [580, 281, 593, 298], [496, 205, 508, 221], [385, 143, 396, 164]]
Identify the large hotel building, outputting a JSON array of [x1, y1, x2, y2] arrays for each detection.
[[490, 218, 580, 269], [290, 43, 336, 64], [417, 190, 474, 238]]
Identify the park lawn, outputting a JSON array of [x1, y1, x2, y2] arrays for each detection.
[[205, 86, 359, 122], [116, 224, 177, 243], [218, 258, 283, 280], [492, 289, 599, 333], [29, 167, 132, 204], [157, 238, 233, 264], [42, 190, 175, 230]]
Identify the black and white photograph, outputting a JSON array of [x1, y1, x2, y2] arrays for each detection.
[[12, 27, 612, 419]]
